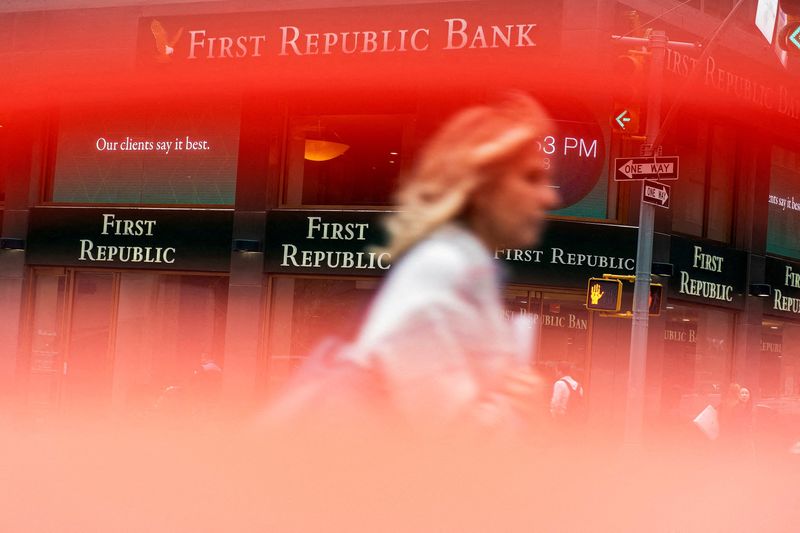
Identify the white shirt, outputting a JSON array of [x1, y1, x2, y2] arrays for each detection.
[[550, 375, 582, 418], [353, 223, 526, 424]]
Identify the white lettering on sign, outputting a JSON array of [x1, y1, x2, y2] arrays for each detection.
[[280, 244, 390, 270], [189, 30, 267, 59], [550, 248, 635, 271], [95, 136, 210, 154], [679, 271, 733, 301], [279, 216, 389, 271], [101, 213, 157, 236], [644, 184, 669, 203], [280, 26, 430, 55], [623, 162, 673, 175], [179, 17, 540, 60], [768, 194, 800, 212], [692, 245, 724, 273], [494, 247, 634, 270], [305, 216, 370, 241], [494, 248, 545, 262], [444, 18, 536, 50], [773, 289, 800, 314], [79, 240, 176, 264], [786, 265, 800, 289], [665, 48, 800, 121], [664, 328, 697, 343], [761, 340, 783, 353], [77, 213, 178, 265]]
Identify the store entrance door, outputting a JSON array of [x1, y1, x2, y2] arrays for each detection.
[[26, 268, 229, 421], [61, 271, 116, 417]]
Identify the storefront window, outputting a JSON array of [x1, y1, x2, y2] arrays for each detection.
[[760, 320, 800, 399], [265, 277, 378, 387], [49, 99, 241, 205], [766, 146, 800, 259], [112, 273, 228, 413], [281, 94, 609, 218], [660, 303, 735, 419], [706, 126, 736, 242], [62, 272, 115, 414], [27, 270, 68, 414], [502, 288, 590, 377], [283, 113, 413, 206], [669, 118, 735, 242], [26, 269, 228, 416]]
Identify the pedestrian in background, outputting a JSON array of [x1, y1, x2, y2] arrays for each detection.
[[550, 361, 585, 426]]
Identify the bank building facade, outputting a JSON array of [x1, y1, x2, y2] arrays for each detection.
[[1, 0, 800, 438]]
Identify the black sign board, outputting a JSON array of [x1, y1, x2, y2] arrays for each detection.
[[26, 207, 234, 272], [264, 210, 391, 275], [765, 256, 800, 319], [642, 180, 671, 208], [585, 278, 622, 311], [614, 156, 679, 181], [667, 236, 748, 310], [264, 210, 639, 288]]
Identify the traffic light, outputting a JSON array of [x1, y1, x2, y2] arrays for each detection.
[[611, 13, 649, 134], [586, 278, 623, 312]]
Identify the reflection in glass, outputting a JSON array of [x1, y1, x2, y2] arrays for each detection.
[[660, 304, 734, 420], [502, 289, 589, 380], [62, 272, 115, 415], [285, 114, 409, 206], [266, 278, 378, 388], [760, 320, 800, 399], [112, 274, 228, 413]]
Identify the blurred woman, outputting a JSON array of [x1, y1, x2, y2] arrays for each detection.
[[349, 94, 560, 427]]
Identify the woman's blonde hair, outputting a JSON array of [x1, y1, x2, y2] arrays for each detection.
[[380, 93, 553, 260]]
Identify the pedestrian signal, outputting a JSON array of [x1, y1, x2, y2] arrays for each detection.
[[649, 283, 663, 316], [586, 278, 623, 312]]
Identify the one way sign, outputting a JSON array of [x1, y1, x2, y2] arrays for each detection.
[[614, 156, 679, 181], [642, 180, 670, 208]]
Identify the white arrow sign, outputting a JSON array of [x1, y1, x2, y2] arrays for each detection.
[[642, 180, 671, 208], [614, 156, 679, 181], [619, 161, 675, 179]]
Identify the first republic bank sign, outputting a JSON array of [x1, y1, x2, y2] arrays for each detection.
[[136, 1, 562, 70]]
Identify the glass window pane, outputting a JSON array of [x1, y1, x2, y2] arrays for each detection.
[[670, 117, 707, 237], [63, 272, 115, 414], [112, 273, 228, 414], [661, 304, 734, 420], [536, 293, 590, 377], [266, 277, 377, 387], [51, 100, 240, 205], [766, 146, 800, 259], [285, 114, 409, 206], [706, 127, 735, 242], [27, 270, 67, 412], [760, 320, 800, 399]]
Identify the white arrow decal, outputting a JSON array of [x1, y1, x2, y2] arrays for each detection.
[[620, 160, 634, 179]]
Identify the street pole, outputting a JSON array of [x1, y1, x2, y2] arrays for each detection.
[[623, 30, 666, 448]]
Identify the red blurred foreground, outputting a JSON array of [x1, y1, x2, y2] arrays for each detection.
[[1, 419, 799, 532]]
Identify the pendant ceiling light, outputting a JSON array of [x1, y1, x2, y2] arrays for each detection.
[[304, 139, 350, 162], [303, 120, 350, 162]]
